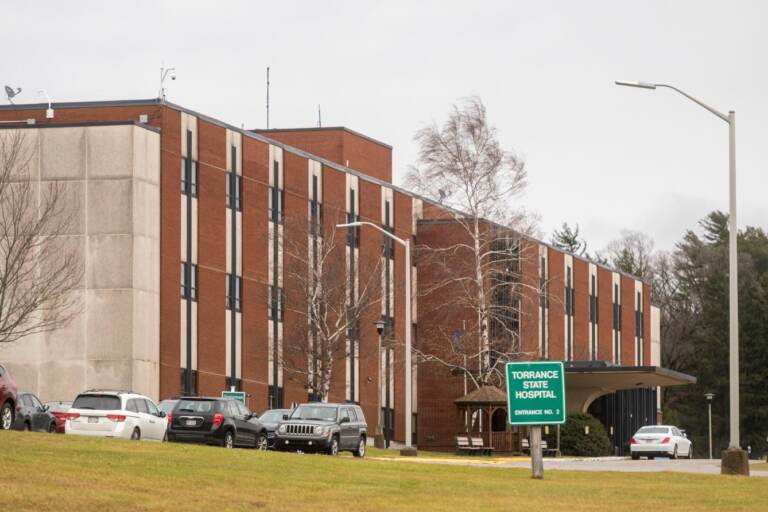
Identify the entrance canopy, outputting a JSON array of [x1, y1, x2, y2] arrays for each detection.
[[565, 363, 696, 413]]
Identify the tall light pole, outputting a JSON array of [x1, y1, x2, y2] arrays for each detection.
[[616, 80, 747, 474], [336, 221, 414, 453], [705, 392, 715, 459]]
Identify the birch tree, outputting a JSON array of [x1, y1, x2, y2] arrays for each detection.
[[404, 96, 537, 389], [0, 130, 82, 344], [279, 212, 382, 401]]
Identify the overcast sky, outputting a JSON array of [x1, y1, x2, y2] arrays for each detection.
[[2, 1, 765, 252]]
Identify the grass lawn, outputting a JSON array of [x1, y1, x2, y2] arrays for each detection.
[[3, 431, 767, 512]]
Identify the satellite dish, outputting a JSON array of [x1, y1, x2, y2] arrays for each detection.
[[4, 85, 22, 104]]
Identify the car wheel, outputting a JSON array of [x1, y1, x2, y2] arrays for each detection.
[[353, 436, 366, 458], [671, 446, 678, 460], [631, 453, 639, 461], [0, 403, 13, 430], [327, 435, 339, 456], [223, 430, 235, 449], [48, 422, 57, 434], [688, 447, 694, 459], [130, 427, 141, 441], [255, 432, 268, 451]]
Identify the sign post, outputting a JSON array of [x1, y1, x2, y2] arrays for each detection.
[[505, 361, 566, 479]]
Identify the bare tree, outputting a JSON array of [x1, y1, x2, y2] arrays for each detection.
[[278, 212, 382, 401], [601, 229, 655, 281], [0, 130, 82, 344], [404, 96, 538, 389]]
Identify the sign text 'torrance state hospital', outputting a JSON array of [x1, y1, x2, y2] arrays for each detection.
[[505, 361, 566, 425]]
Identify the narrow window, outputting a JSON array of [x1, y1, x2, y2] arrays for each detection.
[[268, 285, 283, 322], [226, 274, 242, 312], [181, 158, 198, 197], [180, 262, 198, 301], [268, 187, 284, 223], [227, 173, 242, 211]]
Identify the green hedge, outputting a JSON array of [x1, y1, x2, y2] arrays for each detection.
[[559, 413, 612, 457]]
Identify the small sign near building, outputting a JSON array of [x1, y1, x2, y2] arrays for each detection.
[[222, 390, 246, 405], [505, 361, 566, 426]]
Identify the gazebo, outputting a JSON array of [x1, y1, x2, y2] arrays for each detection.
[[454, 386, 521, 453]]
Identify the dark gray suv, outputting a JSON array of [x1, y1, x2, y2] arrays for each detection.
[[274, 403, 367, 457]]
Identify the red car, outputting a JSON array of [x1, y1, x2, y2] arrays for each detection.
[[44, 401, 72, 433], [0, 363, 19, 430]]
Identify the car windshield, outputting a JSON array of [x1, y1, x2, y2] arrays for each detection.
[[259, 410, 285, 422], [175, 400, 216, 413], [72, 394, 121, 411], [158, 401, 178, 413], [637, 426, 670, 434], [46, 402, 71, 413], [289, 405, 337, 421]]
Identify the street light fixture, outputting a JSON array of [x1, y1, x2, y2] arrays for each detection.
[[705, 392, 715, 459], [336, 221, 414, 453], [616, 80, 746, 473]]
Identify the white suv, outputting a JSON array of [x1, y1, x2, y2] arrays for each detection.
[[65, 390, 168, 441]]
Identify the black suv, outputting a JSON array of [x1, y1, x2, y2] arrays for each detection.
[[275, 403, 367, 457], [167, 397, 268, 449]]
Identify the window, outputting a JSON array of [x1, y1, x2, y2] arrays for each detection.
[[268, 285, 283, 321], [268, 187, 284, 223], [346, 213, 360, 247], [126, 399, 139, 413], [226, 274, 242, 312], [348, 408, 358, 422], [635, 292, 643, 338], [612, 284, 621, 331], [180, 262, 198, 301], [226, 172, 242, 211], [589, 276, 597, 324], [145, 400, 159, 416], [135, 399, 149, 414], [180, 368, 199, 396], [30, 395, 43, 409], [72, 394, 121, 411], [340, 408, 350, 423], [565, 266, 573, 316], [180, 157, 198, 197], [21, 394, 33, 407], [309, 200, 323, 237]]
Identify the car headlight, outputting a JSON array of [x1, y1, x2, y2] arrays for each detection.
[[314, 425, 325, 435], [278, 424, 287, 434]]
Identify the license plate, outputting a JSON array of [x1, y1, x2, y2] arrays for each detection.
[[88, 417, 99, 424], [185, 419, 196, 427]]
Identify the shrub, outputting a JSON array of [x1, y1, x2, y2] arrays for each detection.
[[559, 413, 612, 457]]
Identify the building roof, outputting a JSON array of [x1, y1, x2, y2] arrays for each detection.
[[0, 98, 648, 283], [252, 126, 393, 150], [453, 385, 508, 405]]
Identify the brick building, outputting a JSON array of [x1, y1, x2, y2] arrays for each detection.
[[0, 99, 692, 453]]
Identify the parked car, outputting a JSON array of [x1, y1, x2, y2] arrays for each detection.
[[167, 397, 267, 449], [157, 399, 179, 416], [44, 401, 72, 433], [258, 408, 290, 448], [630, 425, 692, 460], [275, 403, 367, 457], [0, 363, 18, 431], [64, 390, 168, 441], [13, 391, 57, 433]]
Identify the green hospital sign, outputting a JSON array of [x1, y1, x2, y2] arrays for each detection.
[[505, 361, 566, 425]]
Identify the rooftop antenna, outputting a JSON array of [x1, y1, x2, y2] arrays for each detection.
[[37, 90, 54, 119], [266, 66, 270, 129], [159, 62, 176, 100], [4, 85, 22, 105], [317, 104, 322, 127]]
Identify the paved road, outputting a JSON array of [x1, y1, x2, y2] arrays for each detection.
[[372, 455, 768, 476], [498, 458, 768, 476]]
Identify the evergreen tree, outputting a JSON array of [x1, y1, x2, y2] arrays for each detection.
[[550, 222, 587, 256]]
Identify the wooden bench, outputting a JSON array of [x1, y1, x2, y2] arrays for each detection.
[[470, 436, 495, 456], [456, 435, 481, 455], [522, 438, 560, 457]]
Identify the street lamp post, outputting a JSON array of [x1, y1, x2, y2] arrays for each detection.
[[705, 392, 715, 460], [375, 318, 390, 448], [337, 221, 415, 453], [616, 80, 747, 474]]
